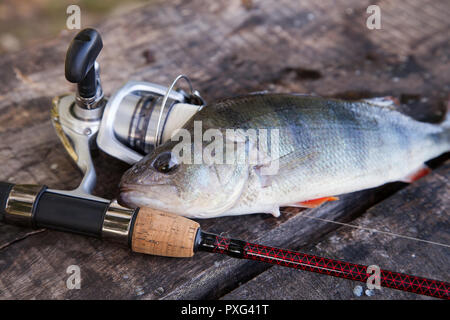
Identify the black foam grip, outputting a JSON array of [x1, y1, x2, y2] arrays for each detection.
[[34, 191, 108, 237], [0, 182, 14, 222]]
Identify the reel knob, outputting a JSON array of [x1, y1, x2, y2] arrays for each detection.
[[65, 28, 103, 100]]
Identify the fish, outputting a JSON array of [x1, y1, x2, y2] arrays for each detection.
[[119, 93, 450, 218]]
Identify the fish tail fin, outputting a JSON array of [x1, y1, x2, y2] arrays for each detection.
[[430, 98, 450, 153], [439, 100, 450, 151], [443, 105, 450, 128]]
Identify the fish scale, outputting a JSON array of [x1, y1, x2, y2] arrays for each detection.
[[120, 94, 450, 218]]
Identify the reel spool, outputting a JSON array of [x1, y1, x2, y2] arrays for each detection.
[[98, 76, 204, 164]]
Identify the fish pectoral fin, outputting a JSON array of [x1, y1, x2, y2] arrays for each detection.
[[271, 207, 281, 217], [401, 164, 431, 183], [290, 196, 339, 209]]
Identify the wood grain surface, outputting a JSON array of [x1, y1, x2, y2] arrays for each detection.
[[0, 0, 448, 299]]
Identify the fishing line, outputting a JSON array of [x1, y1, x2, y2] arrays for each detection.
[[281, 209, 450, 249], [198, 231, 450, 299]]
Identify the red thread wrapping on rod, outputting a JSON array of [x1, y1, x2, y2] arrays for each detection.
[[243, 242, 449, 299], [210, 235, 449, 299]]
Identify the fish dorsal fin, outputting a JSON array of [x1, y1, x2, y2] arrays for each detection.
[[362, 96, 401, 110], [249, 90, 270, 95]]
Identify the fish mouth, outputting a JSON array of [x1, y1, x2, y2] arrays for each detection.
[[119, 183, 178, 193], [118, 183, 181, 209], [119, 184, 143, 193]]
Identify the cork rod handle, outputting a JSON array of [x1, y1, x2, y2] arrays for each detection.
[[131, 207, 200, 258]]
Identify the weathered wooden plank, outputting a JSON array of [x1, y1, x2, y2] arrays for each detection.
[[222, 161, 450, 300], [0, 0, 449, 299]]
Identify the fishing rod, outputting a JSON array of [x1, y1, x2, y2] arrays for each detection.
[[3, 28, 448, 300], [1, 181, 448, 299]]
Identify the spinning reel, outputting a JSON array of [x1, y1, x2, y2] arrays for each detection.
[[52, 28, 205, 197]]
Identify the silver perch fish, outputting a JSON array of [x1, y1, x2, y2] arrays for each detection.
[[119, 94, 450, 218]]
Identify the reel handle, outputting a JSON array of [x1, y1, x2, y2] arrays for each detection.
[[65, 28, 103, 98]]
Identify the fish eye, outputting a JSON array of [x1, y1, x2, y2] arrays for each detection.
[[153, 152, 179, 174]]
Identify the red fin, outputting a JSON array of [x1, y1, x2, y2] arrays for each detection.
[[402, 165, 431, 183], [294, 196, 339, 209]]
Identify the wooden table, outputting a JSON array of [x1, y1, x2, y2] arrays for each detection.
[[0, 0, 448, 299]]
